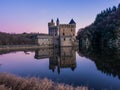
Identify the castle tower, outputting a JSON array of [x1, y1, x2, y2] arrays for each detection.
[[48, 19, 58, 36], [69, 19, 76, 36], [56, 18, 60, 26], [48, 19, 55, 27], [58, 19, 76, 46]]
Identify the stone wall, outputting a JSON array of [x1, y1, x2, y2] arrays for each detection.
[[48, 26, 58, 36], [59, 24, 75, 36], [59, 24, 76, 46], [59, 36, 73, 46], [37, 35, 53, 46]]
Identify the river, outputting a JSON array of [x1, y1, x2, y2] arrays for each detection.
[[0, 46, 120, 90]]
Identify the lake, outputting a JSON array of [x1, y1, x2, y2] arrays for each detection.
[[0, 46, 120, 90]]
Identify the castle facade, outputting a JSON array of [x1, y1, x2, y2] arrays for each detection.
[[37, 18, 78, 47]]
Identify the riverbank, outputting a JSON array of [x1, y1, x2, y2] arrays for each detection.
[[0, 73, 88, 90], [0, 45, 53, 50]]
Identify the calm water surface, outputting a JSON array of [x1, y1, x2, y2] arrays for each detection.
[[0, 47, 120, 90]]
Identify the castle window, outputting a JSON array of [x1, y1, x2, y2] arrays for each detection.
[[64, 38, 66, 41], [63, 33, 65, 36]]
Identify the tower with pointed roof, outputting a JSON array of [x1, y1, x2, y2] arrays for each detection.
[[58, 19, 76, 46], [56, 18, 59, 26]]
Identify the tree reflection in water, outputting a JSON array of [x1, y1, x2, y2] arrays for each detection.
[[0, 45, 120, 80], [78, 45, 120, 79]]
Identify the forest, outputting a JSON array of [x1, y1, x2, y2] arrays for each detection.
[[0, 32, 38, 45], [77, 4, 120, 49]]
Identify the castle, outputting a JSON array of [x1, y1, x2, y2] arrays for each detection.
[[37, 18, 78, 47]]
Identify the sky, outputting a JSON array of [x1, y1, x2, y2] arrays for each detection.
[[0, 0, 120, 34]]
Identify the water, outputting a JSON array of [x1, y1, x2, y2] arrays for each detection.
[[0, 47, 120, 90]]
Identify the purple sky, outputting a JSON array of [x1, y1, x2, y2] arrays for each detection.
[[0, 0, 120, 34]]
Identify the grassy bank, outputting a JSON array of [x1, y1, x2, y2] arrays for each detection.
[[0, 73, 88, 90]]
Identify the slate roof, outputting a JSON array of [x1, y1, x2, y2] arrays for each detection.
[[69, 19, 76, 24]]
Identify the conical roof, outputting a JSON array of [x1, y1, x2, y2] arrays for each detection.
[[69, 19, 76, 24], [57, 18, 59, 22]]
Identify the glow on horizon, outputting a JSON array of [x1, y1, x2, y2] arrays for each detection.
[[0, 0, 120, 34]]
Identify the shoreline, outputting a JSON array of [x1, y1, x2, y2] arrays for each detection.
[[0, 45, 78, 50], [0, 73, 88, 90], [0, 45, 53, 50]]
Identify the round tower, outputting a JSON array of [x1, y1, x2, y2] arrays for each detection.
[[48, 19, 55, 27]]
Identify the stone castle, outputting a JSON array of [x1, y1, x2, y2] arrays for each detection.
[[37, 18, 78, 47]]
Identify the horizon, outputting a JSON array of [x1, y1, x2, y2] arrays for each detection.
[[0, 0, 120, 34]]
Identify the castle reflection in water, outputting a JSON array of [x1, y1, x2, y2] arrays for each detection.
[[35, 47, 77, 74]]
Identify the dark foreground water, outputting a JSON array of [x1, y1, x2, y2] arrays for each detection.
[[0, 47, 120, 90]]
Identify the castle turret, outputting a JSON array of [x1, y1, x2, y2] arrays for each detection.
[[48, 19, 58, 36], [56, 18, 60, 26], [48, 19, 55, 27]]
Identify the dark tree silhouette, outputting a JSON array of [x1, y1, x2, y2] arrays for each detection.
[[77, 4, 120, 49], [0, 32, 39, 45]]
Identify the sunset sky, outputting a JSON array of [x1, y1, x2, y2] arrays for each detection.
[[0, 0, 120, 33]]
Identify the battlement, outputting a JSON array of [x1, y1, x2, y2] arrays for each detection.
[[59, 24, 76, 28], [48, 22, 55, 27]]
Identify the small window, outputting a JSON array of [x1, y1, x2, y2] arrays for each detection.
[[64, 38, 65, 41], [63, 33, 65, 36]]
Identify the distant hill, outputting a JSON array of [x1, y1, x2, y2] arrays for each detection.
[[77, 4, 120, 49], [0, 32, 48, 45]]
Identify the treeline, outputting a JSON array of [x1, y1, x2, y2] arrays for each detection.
[[77, 4, 120, 49], [0, 32, 38, 45]]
